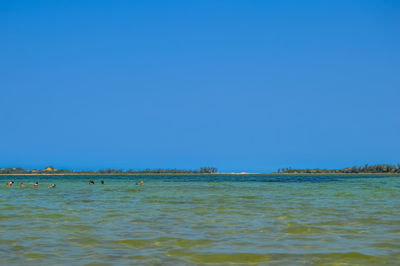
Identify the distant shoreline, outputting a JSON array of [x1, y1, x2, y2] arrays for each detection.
[[0, 173, 399, 176], [2, 164, 399, 175]]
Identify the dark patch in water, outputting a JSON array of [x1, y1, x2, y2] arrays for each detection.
[[1, 174, 396, 184]]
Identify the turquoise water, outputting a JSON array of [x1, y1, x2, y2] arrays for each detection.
[[0, 174, 399, 265]]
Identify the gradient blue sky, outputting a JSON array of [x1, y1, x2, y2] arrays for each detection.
[[1, 0, 399, 172]]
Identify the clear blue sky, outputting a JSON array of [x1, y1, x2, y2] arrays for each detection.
[[1, 0, 399, 172]]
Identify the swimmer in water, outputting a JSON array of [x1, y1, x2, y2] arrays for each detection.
[[48, 184, 56, 188], [20, 182, 24, 187], [140, 180, 144, 185], [89, 180, 95, 184], [100, 180, 104, 184], [34, 182, 38, 188]]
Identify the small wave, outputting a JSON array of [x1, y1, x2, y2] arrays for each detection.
[[283, 225, 329, 235], [167, 250, 270, 263]]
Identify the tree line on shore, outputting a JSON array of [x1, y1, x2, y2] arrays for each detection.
[[0, 166, 218, 174], [277, 164, 400, 174], [2, 164, 399, 174]]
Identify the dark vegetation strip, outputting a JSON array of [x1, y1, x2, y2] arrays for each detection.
[[278, 164, 400, 174]]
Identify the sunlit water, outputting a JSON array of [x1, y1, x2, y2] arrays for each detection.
[[0, 174, 399, 265]]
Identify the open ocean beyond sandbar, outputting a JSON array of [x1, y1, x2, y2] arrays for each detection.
[[0, 174, 399, 265]]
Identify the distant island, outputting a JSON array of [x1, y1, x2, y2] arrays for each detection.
[[278, 163, 400, 174], [1, 164, 400, 175], [0, 166, 218, 175]]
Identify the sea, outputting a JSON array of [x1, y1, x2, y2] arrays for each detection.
[[0, 174, 399, 265]]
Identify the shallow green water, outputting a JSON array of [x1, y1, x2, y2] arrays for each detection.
[[0, 174, 399, 265]]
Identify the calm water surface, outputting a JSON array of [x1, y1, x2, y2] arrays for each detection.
[[0, 174, 399, 265]]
